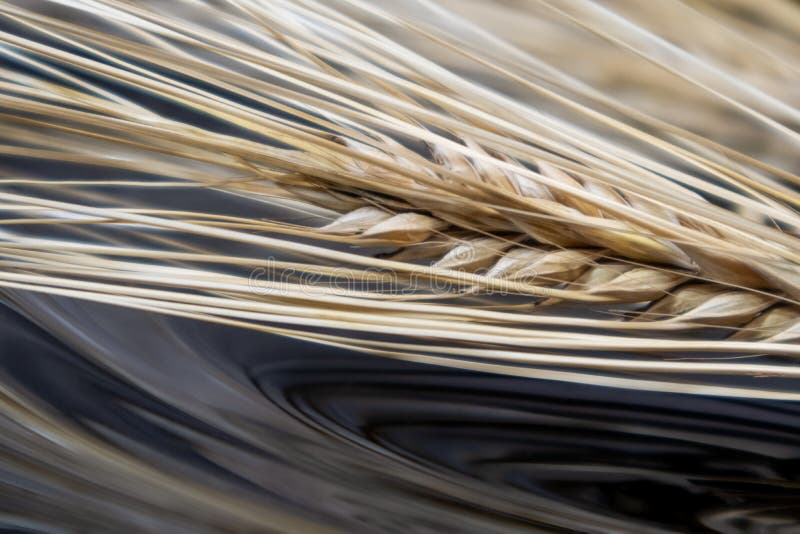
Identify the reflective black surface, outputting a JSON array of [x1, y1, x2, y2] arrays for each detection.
[[1, 294, 799, 532]]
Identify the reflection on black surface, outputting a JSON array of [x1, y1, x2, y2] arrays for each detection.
[[1, 295, 799, 533]]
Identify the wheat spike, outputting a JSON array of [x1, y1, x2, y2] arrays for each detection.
[[0, 0, 799, 402], [318, 204, 797, 331]]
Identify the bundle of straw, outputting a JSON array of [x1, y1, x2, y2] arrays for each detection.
[[1, 0, 800, 400]]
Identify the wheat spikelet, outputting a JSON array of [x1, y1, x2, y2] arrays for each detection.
[[0, 0, 799, 401]]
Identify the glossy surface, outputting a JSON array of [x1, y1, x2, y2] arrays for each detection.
[[2, 295, 799, 532]]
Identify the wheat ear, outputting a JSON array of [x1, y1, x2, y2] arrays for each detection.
[[1, 0, 800, 399]]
